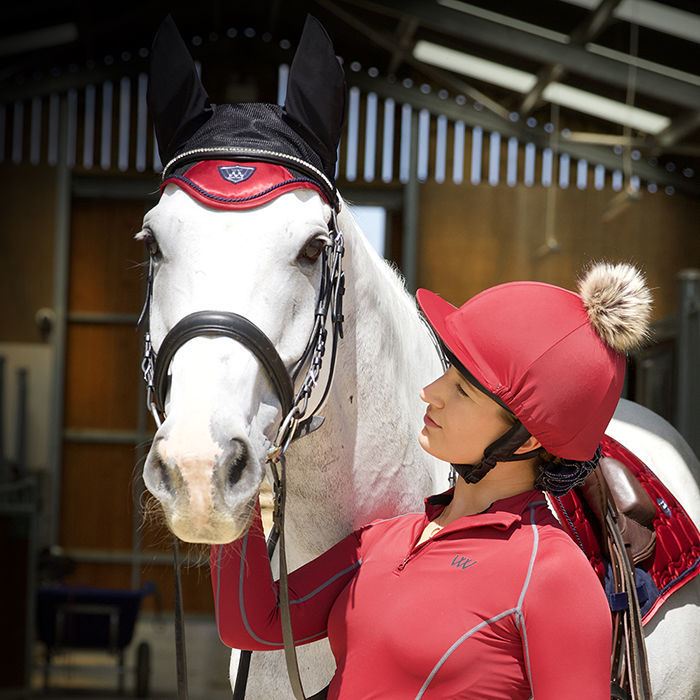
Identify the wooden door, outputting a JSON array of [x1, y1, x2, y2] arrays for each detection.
[[60, 192, 214, 613]]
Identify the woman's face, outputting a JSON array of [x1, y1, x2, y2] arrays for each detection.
[[419, 366, 513, 465]]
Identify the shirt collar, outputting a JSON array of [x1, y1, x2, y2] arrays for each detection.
[[424, 488, 545, 532]]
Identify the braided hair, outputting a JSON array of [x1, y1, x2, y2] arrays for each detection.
[[534, 445, 603, 497]]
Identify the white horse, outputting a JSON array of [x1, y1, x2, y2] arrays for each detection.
[[139, 181, 700, 699], [607, 401, 700, 699]]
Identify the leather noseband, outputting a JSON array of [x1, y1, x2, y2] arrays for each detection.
[[152, 310, 294, 417]]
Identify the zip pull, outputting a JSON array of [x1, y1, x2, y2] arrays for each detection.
[[396, 549, 418, 572], [396, 522, 437, 573]]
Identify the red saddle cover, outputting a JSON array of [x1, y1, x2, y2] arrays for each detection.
[[549, 434, 700, 625]]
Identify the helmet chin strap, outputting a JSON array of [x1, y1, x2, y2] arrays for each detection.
[[438, 343, 543, 485], [451, 421, 543, 485]]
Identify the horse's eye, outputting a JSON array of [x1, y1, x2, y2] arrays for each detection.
[[142, 231, 161, 260], [300, 237, 328, 263]]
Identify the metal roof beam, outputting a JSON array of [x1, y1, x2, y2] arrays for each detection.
[[387, 16, 419, 75], [348, 70, 700, 197], [563, 132, 700, 157], [342, 0, 700, 112], [0, 23, 78, 58], [559, 0, 700, 46], [655, 111, 700, 149], [568, 0, 623, 42], [519, 0, 622, 117], [317, 0, 511, 120]]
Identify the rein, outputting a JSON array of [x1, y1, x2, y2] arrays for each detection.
[[139, 151, 345, 700]]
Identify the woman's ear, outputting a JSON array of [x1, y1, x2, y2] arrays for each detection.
[[514, 435, 542, 454]]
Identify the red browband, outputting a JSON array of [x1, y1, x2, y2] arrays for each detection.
[[161, 160, 328, 210]]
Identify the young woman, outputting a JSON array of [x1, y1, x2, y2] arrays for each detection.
[[211, 261, 651, 699]]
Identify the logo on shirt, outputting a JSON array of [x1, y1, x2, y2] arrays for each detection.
[[450, 555, 477, 570], [218, 165, 257, 183]]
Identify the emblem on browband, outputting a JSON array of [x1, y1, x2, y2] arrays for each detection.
[[218, 165, 256, 184]]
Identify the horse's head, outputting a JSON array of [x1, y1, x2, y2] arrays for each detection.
[[139, 15, 346, 543]]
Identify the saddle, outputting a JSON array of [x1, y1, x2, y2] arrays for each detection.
[[580, 457, 656, 565], [549, 435, 700, 700]]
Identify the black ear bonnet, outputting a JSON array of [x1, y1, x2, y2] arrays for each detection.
[[148, 14, 346, 207]]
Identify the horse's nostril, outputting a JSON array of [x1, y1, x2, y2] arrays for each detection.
[[152, 453, 175, 497], [225, 438, 249, 489]]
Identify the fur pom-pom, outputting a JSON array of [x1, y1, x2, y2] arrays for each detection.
[[578, 262, 652, 353]]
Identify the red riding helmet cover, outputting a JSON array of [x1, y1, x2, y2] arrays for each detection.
[[417, 265, 651, 461]]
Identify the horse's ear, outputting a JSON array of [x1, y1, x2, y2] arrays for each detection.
[[284, 15, 346, 178], [148, 15, 213, 167]]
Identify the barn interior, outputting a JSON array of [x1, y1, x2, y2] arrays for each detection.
[[1, 0, 699, 697]]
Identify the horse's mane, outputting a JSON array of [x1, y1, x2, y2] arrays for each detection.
[[338, 196, 426, 334], [334, 197, 442, 427]]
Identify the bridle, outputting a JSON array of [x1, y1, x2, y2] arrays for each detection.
[[139, 149, 346, 700]]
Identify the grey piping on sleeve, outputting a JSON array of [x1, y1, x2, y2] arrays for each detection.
[[290, 560, 362, 605], [519, 503, 543, 693], [236, 532, 362, 647], [237, 531, 279, 646]]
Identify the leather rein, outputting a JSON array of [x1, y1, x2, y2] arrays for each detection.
[[139, 150, 345, 700]]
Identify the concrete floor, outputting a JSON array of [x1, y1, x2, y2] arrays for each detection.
[[29, 615, 233, 699]]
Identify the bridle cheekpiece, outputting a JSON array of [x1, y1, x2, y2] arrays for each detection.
[[138, 150, 345, 700], [145, 13, 348, 698], [140, 149, 345, 462]]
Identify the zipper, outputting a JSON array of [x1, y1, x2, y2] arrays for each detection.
[[396, 554, 415, 572], [395, 532, 437, 573]]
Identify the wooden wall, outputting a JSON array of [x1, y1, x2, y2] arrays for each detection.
[[417, 181, 700, 319], [60, 195, 215, 613], [0, 164, 55, 342]]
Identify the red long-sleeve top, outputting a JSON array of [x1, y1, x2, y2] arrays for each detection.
[[211, 489, 611, 699]]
